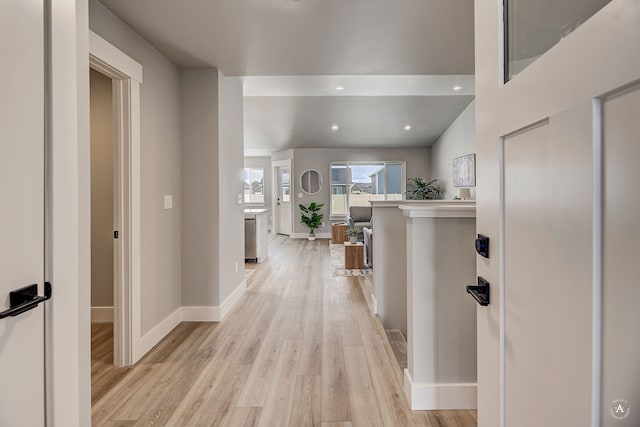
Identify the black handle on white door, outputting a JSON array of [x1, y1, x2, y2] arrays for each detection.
[[0, 282, 52, 319], [466, 277, 490, 306]]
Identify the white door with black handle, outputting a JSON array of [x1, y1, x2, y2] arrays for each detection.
[[0, 0, 48, 425]]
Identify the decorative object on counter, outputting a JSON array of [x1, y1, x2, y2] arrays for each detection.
[[346, 228, 359, 244], [299, 202, 324, 240], [455, 187, 471, 200], [453, 153, 476, 187], [300, 169, 323, 195], [405, 177, 444, 200]]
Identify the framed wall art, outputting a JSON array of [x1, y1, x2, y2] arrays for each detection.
[[453, 153, 476, 187]]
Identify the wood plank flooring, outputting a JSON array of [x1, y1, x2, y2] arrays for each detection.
[[91, 235, 477, 426]]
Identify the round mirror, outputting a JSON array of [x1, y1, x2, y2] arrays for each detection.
[[300, 169, 323, 195]]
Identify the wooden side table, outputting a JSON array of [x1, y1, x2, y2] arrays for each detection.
[[344, 242, 364, 269], [332, 223, 348, 244]]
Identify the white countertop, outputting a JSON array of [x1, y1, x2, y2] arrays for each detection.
[[370, 199, 476, 208], [399, 202, 476, 218]]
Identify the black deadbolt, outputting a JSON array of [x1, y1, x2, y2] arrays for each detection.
[[475, 234, 489, 258]]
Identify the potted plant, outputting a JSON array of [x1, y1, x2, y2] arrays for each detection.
[[346, 228, 359, 244], [405, 177, 444, 200], [299, 202, 325, 240]]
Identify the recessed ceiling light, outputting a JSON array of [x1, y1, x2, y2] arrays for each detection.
[[404, 124, 412, 131], [331, 124, 339, 131], [453, 85, 463, 91], [335, 85, 345, 91]]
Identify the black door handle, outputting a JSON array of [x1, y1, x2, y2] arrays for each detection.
[[0, 282, 52, 319], [466, 277, 490, 306]]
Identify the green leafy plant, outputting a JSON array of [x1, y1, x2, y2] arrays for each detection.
[[405, 177, 444, 200], [299, 202, 325, 235], [346, 228, 359, 238]]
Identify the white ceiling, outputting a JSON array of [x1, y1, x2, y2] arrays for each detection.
[[244, 95, 474, 156], [98, 0, 474, 76], [97, 0, 476, 154]]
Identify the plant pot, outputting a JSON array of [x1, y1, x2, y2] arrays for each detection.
[[308, 234, 316, 241], [349, 236, 357, 244]]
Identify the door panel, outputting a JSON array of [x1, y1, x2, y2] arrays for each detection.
[[277, 166, 291, 235], [0, 0, 46, 425], [602, 85, 640, 426], [475, 0, 640, 425], [503, 106, 592, 427]]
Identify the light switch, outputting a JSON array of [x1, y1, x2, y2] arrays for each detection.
[[237, 194, 243, 205], [298, 193, 303, 199], [163, 195, 173, 209]]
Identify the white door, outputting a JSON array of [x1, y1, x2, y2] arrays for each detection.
[[276, 166, 292, 235], [475, 1, 640, 426], [0, 0, 47, 425]]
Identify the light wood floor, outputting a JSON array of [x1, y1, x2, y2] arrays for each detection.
[[91, 235, 477, 426]]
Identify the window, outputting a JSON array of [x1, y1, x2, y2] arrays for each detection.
[[243, 167, 265, 204], [330, 162, 405, 217]]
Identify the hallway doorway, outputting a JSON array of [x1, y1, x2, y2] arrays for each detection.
[[89, 68, 117, 373]]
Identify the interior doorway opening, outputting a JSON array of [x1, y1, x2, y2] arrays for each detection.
[[89, 68, 118, 401]]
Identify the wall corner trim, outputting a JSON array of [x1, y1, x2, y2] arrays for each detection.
[[403, 369, 477, 410]]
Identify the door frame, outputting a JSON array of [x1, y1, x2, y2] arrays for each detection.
[[272, 159, 292, 236], [89, 31, 142, 367]]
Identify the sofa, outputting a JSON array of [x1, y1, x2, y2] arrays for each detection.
[[347, 206, 373, 240], [363, 226, 373, 267]]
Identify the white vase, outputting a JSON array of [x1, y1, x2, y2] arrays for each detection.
[[350, 236, 357, 244], [308, 234, 316, 241]]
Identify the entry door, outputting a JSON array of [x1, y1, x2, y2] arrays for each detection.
[[276, 166, 292, 235], [475, 1, 640, 426], [0, 1, 47, 425]]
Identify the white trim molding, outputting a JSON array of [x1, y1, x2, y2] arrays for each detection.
[[220, 280, 247, 319], [182, 280, 247, 322], [181, 306, 221, 322], [371, 294, 378, 314], [403, 369, 477, 410], [136, 307, 182, 361], [91, 307, 114, 323], [89, 30, 142, 368]]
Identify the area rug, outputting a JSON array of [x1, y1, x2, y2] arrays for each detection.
[[329, 243, 373, 277]]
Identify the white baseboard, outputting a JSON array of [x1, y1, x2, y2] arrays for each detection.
[[220, 279, 246, 319], [371, 294, 378, 314], [134, 280, 247, 362], [137, 307, 182, 361], [91, 306, 114, 323], [181, 305, 220, 322], [182, 279, 247, 322], [290, 232, 332, 239], [403, 369, 477, 410]]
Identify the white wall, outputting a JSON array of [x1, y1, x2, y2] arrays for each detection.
[[181, 70, 245, 307], [89, 0, 182, 334], [283, 147, 431, 235], [218, 73, 245, 302], [89, 69, 114, 308], [181, 69, 220, 306], [430, 100, 476, 200]]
